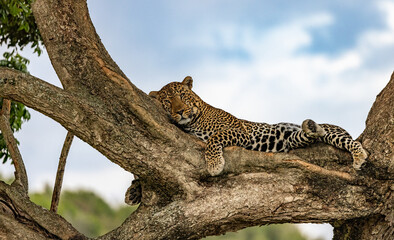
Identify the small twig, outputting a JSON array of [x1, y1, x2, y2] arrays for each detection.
[[285, 158, 355, 182], [50, 131, 74, 212], [0, 99, 29, 193]]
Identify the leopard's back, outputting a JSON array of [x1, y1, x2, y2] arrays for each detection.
[[242, 121, 301, 152], [186, 103, 244, 141]]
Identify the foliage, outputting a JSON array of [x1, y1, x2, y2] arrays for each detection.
[[30, 186, 138, 238], [0, 50, 30, 72], [0, 0, 40, 163], [0, 0, 42, 55]]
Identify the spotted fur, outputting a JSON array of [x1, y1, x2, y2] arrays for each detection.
[[149, 76, 368, 176]]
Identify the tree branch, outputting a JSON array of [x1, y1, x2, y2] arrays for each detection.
[[31, 0, 136, 97], [0, 99, 28, 193], [0, 98, 10, 116], [330, 72, 394, 239], [0, 68, 82, 127], [0, 68, 165, 171], [50, 131, 74, 212], [0, 181, 86, 239], [101, 160, 381, 240], [360, 72, 394, 177]]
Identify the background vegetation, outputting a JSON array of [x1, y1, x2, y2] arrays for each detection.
[[30, 185, 137, 237]]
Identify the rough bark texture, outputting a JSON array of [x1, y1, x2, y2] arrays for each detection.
[[0, 0, 393, 239], [332, 72, 394, 240]]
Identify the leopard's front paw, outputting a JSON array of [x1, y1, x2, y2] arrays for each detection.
[[125, 179, 142, 205], [206, 154, 225, 176], [302, 119, 326, 138], [352, 143, 368, 170]]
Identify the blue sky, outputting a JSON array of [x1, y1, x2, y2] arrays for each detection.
[[1, 1, 394, 239]]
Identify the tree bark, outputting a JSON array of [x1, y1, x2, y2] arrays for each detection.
[[0, 0, 392, 239], [0, 99, 28, 193], [50, 131, 74, 213], [332, 72, 394, 240]]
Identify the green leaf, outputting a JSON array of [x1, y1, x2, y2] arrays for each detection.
[[3, 51, 10, 59], [0, 0, 42, 56], [20, 3, 29, 13], [24, 23, 30, 32], [2, 154, 9, 164], [9, 3, 22, 16]]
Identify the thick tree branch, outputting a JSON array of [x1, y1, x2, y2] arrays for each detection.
[[0, 68, 83, 128], [31, 0, 131, 92], [0, 182, 86, 240], [331, 72, 394, 240], [0, 68, 167, 174], [102, 162, 382, 240], [360, 72, 394, 177]]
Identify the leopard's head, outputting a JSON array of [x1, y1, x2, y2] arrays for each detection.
[[149, 76, 201, 125]]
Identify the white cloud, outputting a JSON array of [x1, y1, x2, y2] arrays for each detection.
[[184, 2, 393, 137], [382, 0, 394, 29], [356, 1, 394, 61]]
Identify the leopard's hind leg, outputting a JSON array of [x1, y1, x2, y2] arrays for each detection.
[[319, 124, 368, 170], [125, 177, 142, 205]]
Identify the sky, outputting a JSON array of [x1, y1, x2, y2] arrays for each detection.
[[1, 1, 394, 239]]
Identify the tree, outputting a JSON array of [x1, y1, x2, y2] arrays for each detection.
[[0, 0, 393, 239], [0, 0, 41, 163]]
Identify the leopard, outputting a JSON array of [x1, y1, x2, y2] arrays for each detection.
[[125, 76, 368, 205]]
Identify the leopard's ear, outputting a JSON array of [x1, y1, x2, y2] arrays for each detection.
[[149, 91, 159, 99], [182, 76, 193, 90]]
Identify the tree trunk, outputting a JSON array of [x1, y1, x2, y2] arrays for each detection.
[[332, 72, 394, 240], [0, 0, 392, 239]]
